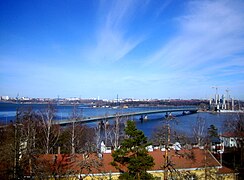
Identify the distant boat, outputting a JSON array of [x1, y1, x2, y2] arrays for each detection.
[[112, 106, 119, 109], [123, 105, 128, 109]]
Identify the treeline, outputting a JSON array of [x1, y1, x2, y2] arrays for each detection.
[[0, 104, 118, 179], [0, 103, 243, 179]]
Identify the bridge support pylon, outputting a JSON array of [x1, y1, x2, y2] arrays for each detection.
[[140, 114, 148, 123]]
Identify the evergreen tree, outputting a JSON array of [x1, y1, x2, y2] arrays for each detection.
[[207, 124, 218, 138], [111, 120, 155, 180]]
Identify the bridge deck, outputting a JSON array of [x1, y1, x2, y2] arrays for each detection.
[[54, 107, 198, 125]]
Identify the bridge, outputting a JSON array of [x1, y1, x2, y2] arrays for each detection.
[[54, 107, 198, 126]]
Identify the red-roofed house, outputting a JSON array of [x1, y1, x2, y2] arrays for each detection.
[[217, 166, 238, 179], [220, 132, 244, 148], [25, 147, 237, 179]]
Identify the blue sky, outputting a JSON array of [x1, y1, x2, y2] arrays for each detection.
[[1, 0, 244, 100]]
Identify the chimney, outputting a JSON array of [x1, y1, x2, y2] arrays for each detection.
[[58, 146, 61, 154]]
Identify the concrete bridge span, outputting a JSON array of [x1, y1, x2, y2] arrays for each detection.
[[54, 107, 198, 126]]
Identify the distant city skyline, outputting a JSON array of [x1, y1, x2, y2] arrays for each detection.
[[1, 0, 244, 100]]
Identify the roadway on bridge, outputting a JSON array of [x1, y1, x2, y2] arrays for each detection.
[[54, 107, 198, 126]]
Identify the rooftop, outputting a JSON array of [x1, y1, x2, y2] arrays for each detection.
[[221, 132, 244, 138], [33, 148, 221, 176]]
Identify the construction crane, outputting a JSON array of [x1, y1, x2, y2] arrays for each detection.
[[212, 86, 218, 94], [225, 89, 230, 99]]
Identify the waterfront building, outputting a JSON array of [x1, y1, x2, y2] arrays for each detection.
[[209, 92, 237, 112], [1, 96, 9, 100]]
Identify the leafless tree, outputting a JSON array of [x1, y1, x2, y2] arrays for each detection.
[[18, 107, 40, 177], [151, 116, 197, 180], [57, 106, 95, 154], [151, 124, 168, 148], [37, 103, 59, 154], [0, 107, 37, 179], [0, 124, 15, 179], [94, 122, 102, 152], [224, 113, 244, 138], [31, 154, 78, 180], [69, 105, 83, 154], [78, 154, 103, 179], [113, 115, 122, 149], [105, 114, 125, 149], [192, 116, 206, 146]]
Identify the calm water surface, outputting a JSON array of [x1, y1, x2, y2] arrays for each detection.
[[0, 102, 234, 138]]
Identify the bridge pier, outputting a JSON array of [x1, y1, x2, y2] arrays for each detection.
[[165, 112, 174, 120], [165, 112, 168, 118], [139, 114, 148, 123]]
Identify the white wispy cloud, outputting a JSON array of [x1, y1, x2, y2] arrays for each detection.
[[154, 0, 173, 18], [147, 0, 244, 77], [83, 0, 147, 63]]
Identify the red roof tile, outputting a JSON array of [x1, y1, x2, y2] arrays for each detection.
[[217, 166, 236, 175], [221, 132, 244, 138], [34, 148, 221, 175], [149, 148, 221, 170]]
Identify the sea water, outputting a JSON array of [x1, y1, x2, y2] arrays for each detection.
[[0, 102, 234, 138]]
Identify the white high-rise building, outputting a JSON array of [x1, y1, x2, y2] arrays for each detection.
[[1, 96, 9, 100]]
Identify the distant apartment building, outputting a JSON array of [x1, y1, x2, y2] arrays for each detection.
[[21, 97, 31, 101], [65, 97, 80, 101], [1, 96, 9, 100]]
